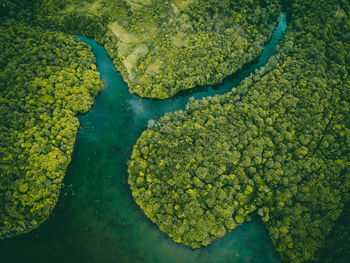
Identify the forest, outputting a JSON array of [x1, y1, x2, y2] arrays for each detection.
[[33, 0, 280, 98], [0, 20, 103, 238], [0, 0, 349, 262], [0, 0, 282, 239], [128, 0, 350, 262]]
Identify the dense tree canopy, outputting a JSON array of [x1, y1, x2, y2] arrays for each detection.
[[33, 0, 281, 98], [0, 0, 282, 239], [310, 201, 350, 263], [1, 1, 349, 262], [128, 0, 350, 262], [0, 21, 103, 238]]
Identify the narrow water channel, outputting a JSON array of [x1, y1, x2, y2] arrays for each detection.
[[1, 14, 287, 263]]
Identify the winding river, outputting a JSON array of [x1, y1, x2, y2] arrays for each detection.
[[1, 14, 287, 263]]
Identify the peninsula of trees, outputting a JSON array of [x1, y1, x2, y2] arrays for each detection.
[[128, 0, 350, 262], [36, 0, 281, 98], [0, 0, 281, 238], [0, 1, 349, 263], [0, 21, 103, 238]]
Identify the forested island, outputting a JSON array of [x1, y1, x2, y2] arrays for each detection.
[[0, 0, 349, 263]]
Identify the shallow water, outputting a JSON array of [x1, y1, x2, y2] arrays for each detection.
[[0, 14, 287, 263]]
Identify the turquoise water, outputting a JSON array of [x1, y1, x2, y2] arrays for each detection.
[[0, 14, 287, 263]]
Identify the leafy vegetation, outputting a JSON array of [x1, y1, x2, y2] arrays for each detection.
[[34, 0, 281, 98], [1, 1, 349, 262], [0, 0, 32, 15], [0, 21, 103, 238], [309, 201, 350, 263], [0, 0, 281, 239], [128, 0, 350, 262]]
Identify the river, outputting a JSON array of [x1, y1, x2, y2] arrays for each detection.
[[0, 13, 287, 263]]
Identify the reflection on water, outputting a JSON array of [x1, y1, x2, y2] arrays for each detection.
[[0, 14, 287, 263]]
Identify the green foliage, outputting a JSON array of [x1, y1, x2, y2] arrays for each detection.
[[0, 0, 31, 13], [310, 201, 350, 263], [33, 0, 281, 98], [0, 0, 37, 21], [0, 21, 103, 238], [128, 0, 350, 261]]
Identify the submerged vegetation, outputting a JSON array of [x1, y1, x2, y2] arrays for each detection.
[[128, 0, 350, 262], [34, 0, 281, 98], [0, 21, 103, 238]]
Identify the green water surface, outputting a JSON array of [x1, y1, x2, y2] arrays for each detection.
[[0, 14, 287, 263]]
